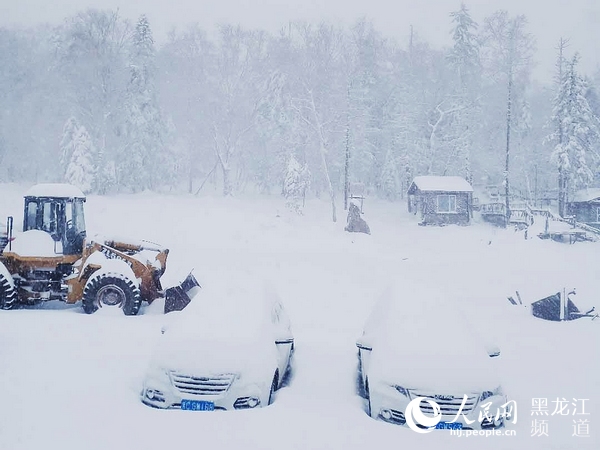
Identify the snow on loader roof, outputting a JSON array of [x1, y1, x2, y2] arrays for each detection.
[[24, 183, 86, 199]]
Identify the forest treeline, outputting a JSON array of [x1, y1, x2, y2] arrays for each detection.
[[0, 5, 598, 215]]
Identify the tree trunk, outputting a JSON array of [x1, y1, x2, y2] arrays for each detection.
[[213, 124, 234, 197], [505, 67, 513, 226], [556, 39, 566, 217], [220, 163, 233, 196], [309, 91, 337, 222], [188, 151, 194, 194], [344, 120, 350, 211], [344, 82, 351, 211]]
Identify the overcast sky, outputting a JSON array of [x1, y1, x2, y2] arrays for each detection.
[[1, 0, 598, 84]]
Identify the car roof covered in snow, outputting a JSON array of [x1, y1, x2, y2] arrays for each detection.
[[572, 188, 600, 203], [24, 183, 86, 199], [409, 175, 473, 193]]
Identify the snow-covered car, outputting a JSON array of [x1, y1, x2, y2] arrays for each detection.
[[356, 286, 508, 430], [141, 282, 294, 411]]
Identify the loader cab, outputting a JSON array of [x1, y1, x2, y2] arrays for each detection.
[[23, 184, 87, 256]]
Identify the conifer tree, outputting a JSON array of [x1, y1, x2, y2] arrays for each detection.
[[64, 125, 96, 193], [548, 53, 600, 214], [283, 154, 310, 214]]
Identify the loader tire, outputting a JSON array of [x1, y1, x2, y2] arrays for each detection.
[[0, 272, 16, 310], [82, 272, 141, 316]]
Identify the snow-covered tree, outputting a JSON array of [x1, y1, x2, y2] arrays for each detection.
[[283, 154, 310, 214], [56, 9, 131, 192], [379, 148, 399, 200], [448, 4, 481, 183], [548, 53, 600, 215], [59, 117, 80, 175], [289, 22, 348, 222], [481, 11, 534, 219], [157, 25, 214, 193], [449, 3, 479, 88], [121, 15, 169, 191], [64, 125, 96, 193]]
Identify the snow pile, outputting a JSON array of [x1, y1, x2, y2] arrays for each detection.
[[0, 188, 598, 450], [8, 230, 60, 257], [24, 183, 86, 199]]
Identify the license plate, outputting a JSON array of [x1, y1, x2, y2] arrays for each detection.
[[181, 399, 215, 411], [435, 421, 463, 430]]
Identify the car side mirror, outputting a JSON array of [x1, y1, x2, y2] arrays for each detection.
[[356, 341, 372, 351], [486, 344, 501, 357]]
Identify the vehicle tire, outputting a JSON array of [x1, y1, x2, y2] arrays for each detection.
[[356, 351, 366, 398], [82, 272, 141, 316], [0, 270, 16, 310], [268, 371, 279, 406], [281, 348, 294, 387], [365, 378, 373, 417]]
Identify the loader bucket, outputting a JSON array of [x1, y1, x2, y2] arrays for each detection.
[[164, 272, 201, 314]]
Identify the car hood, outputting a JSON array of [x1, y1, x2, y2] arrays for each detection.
[[369, 344, 503, 394], [150, 329, 278, 378]]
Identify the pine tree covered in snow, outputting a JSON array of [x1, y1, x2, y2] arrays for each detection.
[[121, 15, 169, 191], [379, 148, 399, 200], [59, 117, 80, 176], [449, 4, 479, 88], [283, 154, 310, 214], [447, 4, 481, 184], [64, 125, 96, 193], [548, 53, 600, 214]]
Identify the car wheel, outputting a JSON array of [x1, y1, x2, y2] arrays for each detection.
[[268, 371, 279, 406]]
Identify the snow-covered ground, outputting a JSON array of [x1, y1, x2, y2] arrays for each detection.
[[0, 183, 598, 450]]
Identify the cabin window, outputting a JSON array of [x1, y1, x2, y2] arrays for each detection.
[[437, 194, 457, 213]]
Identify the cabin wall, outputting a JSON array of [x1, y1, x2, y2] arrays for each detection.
[[417, 191, 471, 226], [570, 202, 600, 225]]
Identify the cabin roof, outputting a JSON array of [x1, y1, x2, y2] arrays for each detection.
[[571, 188, 600, 203], [409, 176, 473, 193]]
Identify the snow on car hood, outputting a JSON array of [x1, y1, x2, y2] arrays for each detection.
[[364, 284, 505, 393], [150, 281, 280, 377], [151, 332, 278, 379]]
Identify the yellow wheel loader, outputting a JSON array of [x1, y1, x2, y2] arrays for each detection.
[[0, 184, 199, 315]]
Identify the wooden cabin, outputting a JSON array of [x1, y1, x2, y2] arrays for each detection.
[[568, 189, 600, 228], [407, 176, 473, 226]]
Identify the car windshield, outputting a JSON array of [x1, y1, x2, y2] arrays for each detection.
[[164, 283, 275, 342], [366, 285, 493, 357]]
